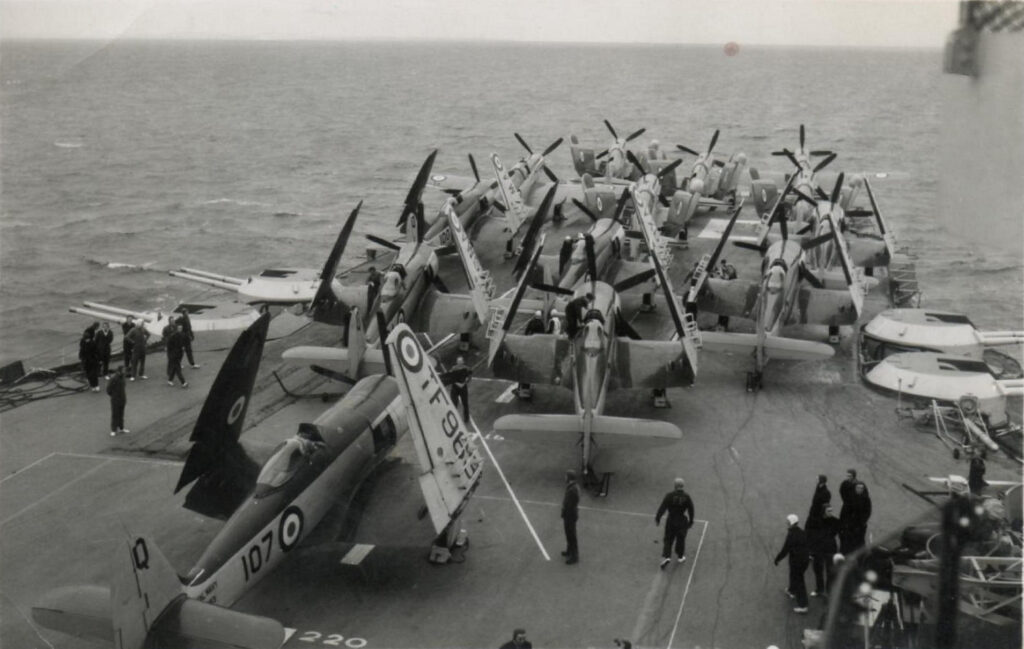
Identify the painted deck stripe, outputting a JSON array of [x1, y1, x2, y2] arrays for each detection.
[[470, 420, 550, 561], [494, 384, 518, 403], [0, 460, 112, 528], [0, 452, 56, 484], [340, 544, 375, 565], [666, 520, 710, 649]]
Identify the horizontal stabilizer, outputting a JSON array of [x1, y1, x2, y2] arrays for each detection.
[[493, 414, 681, 447], [700, 331, 835, 362], [281, 345, 387, 379]]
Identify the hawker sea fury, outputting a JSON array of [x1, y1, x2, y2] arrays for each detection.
[[284, 198, 495, 381], [568, 119, 648, 181], [690, 188, 864, 391], [32, 317, 482, 649], [666, 129, 747, 227], [486, 178, 702, 491]]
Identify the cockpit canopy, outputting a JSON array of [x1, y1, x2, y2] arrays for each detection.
[[255, 427, 326, 494]]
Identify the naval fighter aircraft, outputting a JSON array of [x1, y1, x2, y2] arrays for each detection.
[[31, 316, 482, 649]]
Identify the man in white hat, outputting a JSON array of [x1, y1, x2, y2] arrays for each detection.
[[774, 514, 810, 613]]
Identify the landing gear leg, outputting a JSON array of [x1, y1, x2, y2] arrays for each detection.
[[583, 462, 611, 497], [652, 388, 670, 408], [428, 517, 468, 564], [745, 371, 763, 393]]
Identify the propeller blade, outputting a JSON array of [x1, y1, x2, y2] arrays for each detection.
[[513, 185, 557, 278], [434, 244, 457, 256], [468, 153, 480, 183], [543, 166, 559, 183], [801, 232, 832, 250], [778, 212, 788, 240], [704, 202, 744, 280], [506, 237, 546, 323], [676, 144, 700, 156], [584, 234, 598, 285], [311, 201, 362, 316], [613, 190, 632, 224], [571, 198, 600, 222], [542, 137, 564, 157], [615, 310, 643, 340], [863, 178, 894, 258], [657, 158, 683, 179], [708, 129, 720, 154], [798, 264, 825, 289], [442, 188, 461, 197], [845, 209, 874, 217], [813, 153, 837, 174], [397, 149, 438, 228], [626, 150, 647, 175], [531, 282, 574, 296], [825, 214, 854, 287], [493, 201, 508, 213], [796, 222, 814, 236], [830, 172, 845, 206], [793, 189, 818, 205], [799, 124, 806, 150], [810, 150, 834, 157], [366, 234, 401, 251], [514, 132, 532, 154], [625, 127, 646, 143], [815, 187, 829, 201], [658, 194, 671, 208], [613, 268, 656, 292], [603, 119, 618, 140], [712, 160, 726, 168], [733, 240, 766, 252], [596, 149, 609, 159], [783, 149, 800, 169]]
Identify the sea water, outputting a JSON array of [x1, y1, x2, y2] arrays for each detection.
[[2, 40, 1021, 367]]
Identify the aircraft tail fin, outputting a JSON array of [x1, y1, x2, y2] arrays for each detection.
[[386, 325, 483, 535], [174, 313, 270, 495], [110, 535, 185, 649], [491, 153, 528, 236]]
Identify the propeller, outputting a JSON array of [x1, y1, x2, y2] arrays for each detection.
[[397, 149, 438, 229], [310, 201, 362, 324], [793, 188, 818, 205], [625, 151, 672, 207], [597, 121, 645, 158], [830, 172, 846, 206], [613, 268, 656, 292], [366, 234, 401, 251], [773, 148, 801, 169], [515, 133, 562, 182], [512, 184, 557, 279]]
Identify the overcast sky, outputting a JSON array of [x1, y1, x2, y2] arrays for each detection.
[[1, 0, 959, 47]]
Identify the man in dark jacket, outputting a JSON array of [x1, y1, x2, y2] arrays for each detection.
[[177, 310, 199, 368], [969, 452, 987, 494], [806, 504, 840, 596], [565, 292, 593, 339], [807, 474, 831, 526], [841, 482, 872, 553], [561, 470, 580, 565], [838, 469, 858, 552], [445, 356, 472, 422], [106, 365, 128, 436], [775, 514, 810, 612], [79, 328, 101, 391], [125, 321, 149, 380], [655, 478, 695, 568], [95, 322, 114, 378], [165, 324, 189, 388]]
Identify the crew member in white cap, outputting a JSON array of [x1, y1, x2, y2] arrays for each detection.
[[774, 514, 810, 613], [547, 309, 562, 335], [655, 478, 695, 568]]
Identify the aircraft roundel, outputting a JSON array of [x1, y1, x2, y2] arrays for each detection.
[[226, 395, 247, 426], [431, 174, 446, 182], [279, 506, 304, 551], [396, 330, 423, 372]]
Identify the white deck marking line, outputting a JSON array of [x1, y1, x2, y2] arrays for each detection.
[[495, 384, 518, 403], [0, 459, 112, 528], [666, 520, 710, 649], [283, 628, 297, 643], [56, 452, 182, 467], [340, 544, 375, 565], [0, 589, 56, 649], [470, 420, 550, 561], [0, 452, 56, 484]]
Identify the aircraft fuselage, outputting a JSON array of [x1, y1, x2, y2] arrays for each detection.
[[183, 375, 406, 608]]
